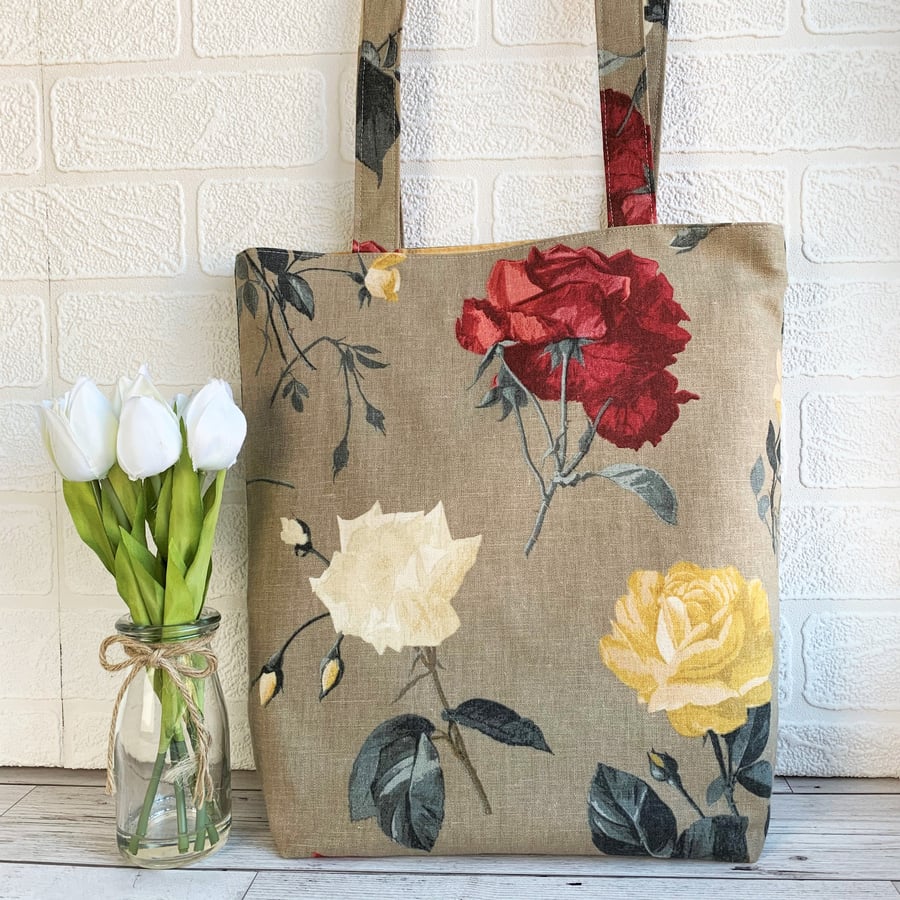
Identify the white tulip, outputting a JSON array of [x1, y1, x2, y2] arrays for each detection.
[[115, 366, 183, 479], [38, 378, 118, 481], [180, 380, 247, 472]]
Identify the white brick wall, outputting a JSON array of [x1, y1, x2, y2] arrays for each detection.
[[0, 0, 896, 774]]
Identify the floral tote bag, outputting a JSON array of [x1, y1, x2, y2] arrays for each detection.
[[236, 0, 785, 864]]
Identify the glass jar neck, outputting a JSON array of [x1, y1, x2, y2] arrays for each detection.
[[114, 608, 221, 644]]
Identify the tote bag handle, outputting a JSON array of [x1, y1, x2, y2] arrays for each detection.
[[352, 0, 668, 249]]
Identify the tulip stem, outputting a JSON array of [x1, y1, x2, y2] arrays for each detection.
[[101, 478, 130, 531], [421, 648, 492, 816]]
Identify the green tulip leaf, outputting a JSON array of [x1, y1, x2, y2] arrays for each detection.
[[185, 469, 227, 619], [114, 539, 150, 625], [106, 462, 139, 525], [168, 423, 203, 576], [152, 467, 174, 559], [100, 487, 123, 556], [118, 528, 164, 624], [62, 480, 114, 574], [164, 544, 195, 625]]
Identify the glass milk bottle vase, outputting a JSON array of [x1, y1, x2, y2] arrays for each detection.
[[111, 609, 232, 867]]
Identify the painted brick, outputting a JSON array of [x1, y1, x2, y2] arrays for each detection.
[[51, 71, 326, 172], [229, 705, 254, 770], [62, 515, 115, 597], [804, 0, 900, 33], [778, 722, 900, 777], [784, 281, 900, 378], [0, 505, 53, 596], [0, 79, 40, 174], [779, 620, 792, 706], [403, 0, 478, 49], [208, 505, 248, 602], [215, 607, 249, 701], [670, 0, 787, 38], [0, 190, 48, 280], [39, 0, 178, 64], [0, 294, 46, 386], [781, 505, 900, 599], [0, 0, 39, 64], [193, 0, 357, 57], [47, 183, 184, 279], [657, 167, 786, 224], [0, 608, 59, 700], [198, 180, 352, 277], [801, 394, 900, 488], [664, 50, 900, 152], [493, 0, 594, 45], [0, 402, 55, 492], [57, 291, 239, 386], [802, 166, 900, 262], [803, 613, 900, 710], [61, 701, 110, 768], [0, 701, 60, 766], [402, 59, 602, 160], [403, 177, 478, 247]]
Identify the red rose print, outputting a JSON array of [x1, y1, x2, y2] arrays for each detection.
[[602, 89, 656, 227], [457, 244, 696, 555], [352, 240, 388, 253]]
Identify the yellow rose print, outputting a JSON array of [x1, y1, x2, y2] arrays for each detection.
[[599, 562, 773, 737], [364, 252, 405, 302]]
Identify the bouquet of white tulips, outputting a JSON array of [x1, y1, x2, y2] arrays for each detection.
[[39, 365, 246, 627], [38, 365, 246, 862]]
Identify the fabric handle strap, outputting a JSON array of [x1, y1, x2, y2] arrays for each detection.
[[352, 0, 668, 249]]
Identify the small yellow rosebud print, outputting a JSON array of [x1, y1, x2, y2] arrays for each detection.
[[280, 516, 313, 556], [364, 253, 405, 303], [258, 668, 282, 708], [319, 634, 345, 701]]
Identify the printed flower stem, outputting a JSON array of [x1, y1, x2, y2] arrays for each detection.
[[708, 730, 740, 817], [498, 358, 559, 467], [672, 779, 705, 819], [421, 647, 492, 816], [280, 611, 332, 658]]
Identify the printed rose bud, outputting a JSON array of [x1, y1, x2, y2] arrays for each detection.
[[280, 517, 313, 556], [115, 365, 182, 480], [648, 749, 679, 783], [254, 653, 285, 708], [38, 378, 118, 481], [363, 253, 405, 303], [319, 635, 345, 701], [179, 379, 247, 472]]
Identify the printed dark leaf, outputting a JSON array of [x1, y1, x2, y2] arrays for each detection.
[[442, 699, 552, 753], [676, 815, 749, 862], [736, 760, 773, 798], [353, 345, 382, 355], [341, 349, 356, 373], [291, 251, 324, 262], [670, 225, 713, 254], [278, 272, 315, 321], [234, 253, 248, 281], [257, 248, 290, 274], [348, 715, 444, 852], [476, 387, 501, 409], [349, 271, 367, 285], [240, 281, 258, 318], [587, 764, 677, 858], [706, 774, 727, 806], [365, 403, 386, 435], [356, 353, 389, 369], [599, 464, 677, 525], [757, 495, 771, 520], [750, 456, 765, 495], [597, 49, 642, 75], [723, 703, 771, 771], [644, 0, 670, 27], [356, 54, 400, 184], [383, 33, 399, 70], [287, 381, 309, 414], [766, 420, 778, 470], [358, 286, 373, 307], [472, 344, 501, 387], [332, 437, 349, 480]]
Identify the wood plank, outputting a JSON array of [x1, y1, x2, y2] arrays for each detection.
[[774, 776, 792, 794], [0, 768, 261, 790], [0, 786, 32, 816], [244, 873, 900, 899], [786, 778, 900, 795], [1, 789, 899, 881], [0, 863, 255, 899]]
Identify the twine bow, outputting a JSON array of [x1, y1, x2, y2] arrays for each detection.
[[99, 633, 219, 808]]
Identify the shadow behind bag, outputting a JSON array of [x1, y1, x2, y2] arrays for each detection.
[[237, 0, 785, 863]]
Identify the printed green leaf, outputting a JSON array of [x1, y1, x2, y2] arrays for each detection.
[[588, 764, 677, 858], [349, 715, 444, 852], [670, 225, 713, 254], [240, 281, 258, 318], [355, 50, 400, 184], [356, 353, 389, 369], [766, 421, 779, 470], [256, 248, 290, 274], [234, 254, 248, 282], [736, 760, 773, 798], [750, 456, 765, 495], [365, 403, 386, 435], [599, 464, 677, 525], [757, 495, 771, 520], [676, 815, 749, 862], [723, 703, 771, 772], [598, 49, 643, 75], [706, 774, 727, 806], [278, 272, 315, 321], [442, 699, 552, 753], [62, 480, 114, 574], [332, 437, 349, 480]]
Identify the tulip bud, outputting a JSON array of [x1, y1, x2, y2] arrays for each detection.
[[319, 635, 345, 701], [179, 380, 247, 472], [38, 378, 118, 481], [117, 396, 183, 480], [280, 517, 313, 556]]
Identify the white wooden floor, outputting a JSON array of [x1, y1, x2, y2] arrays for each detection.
[[0, 769, 898, 899]]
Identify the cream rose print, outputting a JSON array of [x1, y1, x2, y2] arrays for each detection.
[[588, 562, 774, 862], [252, 502, 552, 852], [236, 247, 405, 479]]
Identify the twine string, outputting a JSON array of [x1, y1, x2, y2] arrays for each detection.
[[99, 633, 219, 808]]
